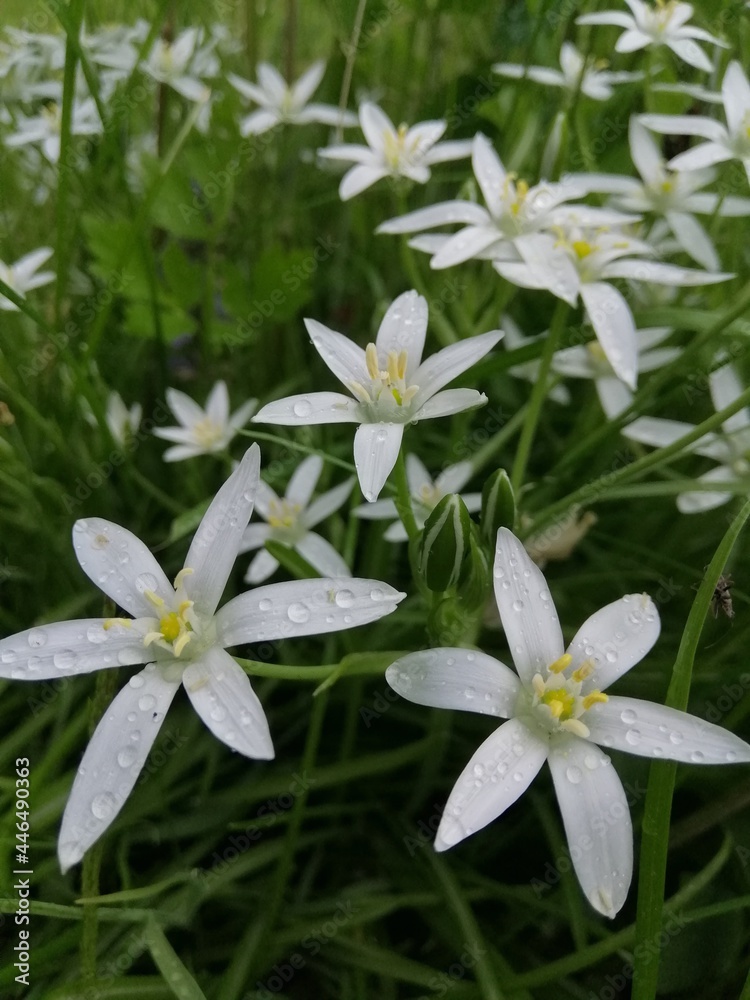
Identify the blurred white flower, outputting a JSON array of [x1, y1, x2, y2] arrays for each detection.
[[0, 247, 54, 310], [106, 391, 142, 447], [577, 0, 727, 72], [229, 61, 357, 136], [318, 102, 472, 200], [241, 455, 354, 582], [623, 361, 750, 512], [141, 26, 211, 102], [640, 61, 750, 183], [571, 118, 750, 271], [493, 41, 640, 101], [4, 98, 102, 163], [353, 454, 482, 541], [253, 290, 502, 501], [154, 381, 257, 461], [387, 527, 750, 918]]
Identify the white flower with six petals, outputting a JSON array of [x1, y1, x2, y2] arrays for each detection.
[[154, 381, 257, 461], [0, 247, 54, 310]]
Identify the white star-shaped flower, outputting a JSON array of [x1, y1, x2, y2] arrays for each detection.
[[241, 455, 354, 582], [0, 247, 54, 310], [577, 0, 728, 72], [640, 61, 750, 183], [153, 381, 257, 461], [105, 391, 142, 447], [387, 527, 750, 917], [493, 41, 641, 101], [229, 60, 357, 136], [252, 290, 502, 501], [140, 26, 212, 102], [623, 361, 750, 512], [494, 224, 730, 389], [0, 445, 404, 870], [318, 102, 472, 200], [352, 454, 482, 542], [377, 133, 633, 270], [4, 98, 102, 163], [571, 117, 750, 271]]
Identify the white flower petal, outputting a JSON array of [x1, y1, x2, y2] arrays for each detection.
[[615, 28, 651, 53], [586, 696, 750, 764], [576, 11, 635, 27], [57, 663, 180, 872], [579, 282, 638, 390], [257, 62, 287, 103], [182, 646, 274, 759], [431, 225, 505, 269], [375, 290, 428, 376], [386, 648, 521, 718], [596, 376, 633, 418], [296, 104, 358, 127], [710, 363, 750, 434], [412, 330, 502, 408], [435, 461, 474, 495], [629, 117, 664, 187], [639, 113, 728, 142], [240, 109, 280, 135], [416, 388, 488, 419], [286, 454, 323, 508], [548, 734, 632, 919], [669, 143, 733, 172], [722, 61, 750, 134], [296, 531, 351, 577], [228, 72, 267, 104], [244, 548, 279, 584], [666, 38, 712, 73], [471, 133, 507, 217], [494, 528, 564, 684], [239, 523, 272, 553], [566, 594, 661, 694], [302, 477, 355, 528], [166, 387, 204, 427], [377, 201, 490, 234], [354, 422, 404, 502], [359, 101, 395, 152], [339, 165, 389, 199], [72, 518, 173, 619], [676, 465, 736, 513], [0, 618, 149, 680], [162, 444, 206, 462], [305, 318, 368, 387], [183, 444, 260, 616], [434, 718, 548, 850], [351, 498, 398, 521], [253, 393, 362, 425], [603, 260, 732, 286], [666, 211, 719, 271], [229, 398, 257, 431], [292, 60, 325, 107], [405, 453, 432, 495], [423, 138, 474, 165], [215, 577, 404, 646], [205, 380, 230, 426]]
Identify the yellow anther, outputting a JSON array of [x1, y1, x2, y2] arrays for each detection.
[[143, 631, 162, 647], [349, 381, 372, 404], [386, 351, 400, 383], [397, 350, 407, 380], [572, 659, 595, 682], [366, 343, 380, 380], [178, 599, 194, 616], [547, 699, 565, 719], [572, 240, 593, 259], [586, 341, 608, 363], [532, 673, 546, 697], [402, 385, 419, 405], [516, 179, 529, 199], [562, 718, 590, 738], [173, 631, 193, 657], [145, 589, 165, 609], [103, 617, 132, 630], [173, 567, 194, 590], [582, 690, 609, 711], [548, 653, 572, 674]]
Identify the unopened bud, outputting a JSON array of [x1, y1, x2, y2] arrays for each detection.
[[418, 494, 471, 592], [481, 468, 515, 547]]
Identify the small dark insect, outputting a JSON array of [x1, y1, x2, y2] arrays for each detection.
[[711, 574, 735, 620]]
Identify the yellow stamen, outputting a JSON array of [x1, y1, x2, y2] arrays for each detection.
[[561, 718, 590, 738], [532, 673, 546, 697], [173, 567, 194, 590], [572, 659, 595, 682], [541, 686, 576, 719], [582, 691, 609, 711], [548, 653, 572, 674], [366, 343, 380, 380], [145, 589, 165, 609], [103, 617, 132, 630], [173, 631, 193, 657]]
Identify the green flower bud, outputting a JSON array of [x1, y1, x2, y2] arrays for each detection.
[[418, 494, 472, 593], [480, 468, 515, 547]]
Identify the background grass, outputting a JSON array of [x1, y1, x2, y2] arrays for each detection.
[[1, 0, 750, 997]]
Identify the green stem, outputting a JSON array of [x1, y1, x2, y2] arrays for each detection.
[[392, 448, 419, 542], [337, 0, 368, 141], [234, 650, 404, 682], [510, 298, 568, 493], [631, 499, 750, 1000]]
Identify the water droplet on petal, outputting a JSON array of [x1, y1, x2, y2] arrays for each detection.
[[117, 747, 137, 768], [335, 589, 354, 608], [620, 708, 637, 725], [138, 694, 156, 712], [129, 673, 145, 689], [27, 629, 47, 648], [566, 766, 583, 784], [54, 650, 76, 670], [87, 625, 108, 644], [91, 792, 116, 820], [625, 728, 641, 746], [288, 603, 310, 624], [135, 573, 158, 593], [1, 649, 17, 664], [512, 599, 524, 612], [464, 687, 476, 699], [293, 398, 312, 418], [690, 750, 705, 763], [258, 598, 273, 612]]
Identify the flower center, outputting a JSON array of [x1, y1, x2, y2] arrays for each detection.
[[192, 417, 225, 449], [529, 652, 608, 738], [268, 498, 301, 529], [382, 123, 413, 169], [572, 240, 594, 259], [141, 567, 197, 658], [349, 343, 419, 412]]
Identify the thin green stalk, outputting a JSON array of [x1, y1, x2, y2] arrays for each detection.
[[234, 650, 403, 682], [244, 689, 329, 981], [337, 0, 368, 141], [55, 0, 85, 326], [631, 499, 750, 1000], [426, 852, 508, 1000], [510, 298, 568, 493], [392, 448, 419, 542]]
